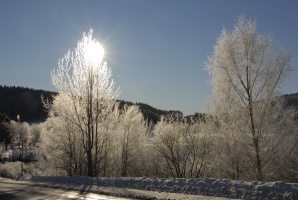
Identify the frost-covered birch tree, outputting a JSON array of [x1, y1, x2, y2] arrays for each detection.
[[93, 101, 120, 176], [153, 115, 212, 178], [114, 105, 147, 177], [50, 29, 120, 177], [205, 109, 250, 180], [45, 99, 85, 176], [206, 15, 296, 181]]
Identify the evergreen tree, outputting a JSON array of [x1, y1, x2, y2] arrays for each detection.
[[0, 112, 11, 149]]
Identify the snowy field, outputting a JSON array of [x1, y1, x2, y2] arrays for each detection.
[[1, 176, 296, 199]]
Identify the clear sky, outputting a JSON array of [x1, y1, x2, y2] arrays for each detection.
[[0, 0, 297, 115]]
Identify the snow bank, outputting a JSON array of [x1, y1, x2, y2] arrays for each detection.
[[29, 176, 298, 199]]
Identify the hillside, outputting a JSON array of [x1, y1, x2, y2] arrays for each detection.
[[0, 86, 55, 123], [1, 85, 297, 123], [0, 85, 178, 123], [284, 92, 298, 108]]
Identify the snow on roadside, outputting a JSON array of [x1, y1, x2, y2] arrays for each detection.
[[1, 177, 231, 200], [1, 176, 296, 199], [21, 176, 298, 199]]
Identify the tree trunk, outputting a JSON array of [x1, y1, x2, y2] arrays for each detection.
[[87, 149, 93, 177]]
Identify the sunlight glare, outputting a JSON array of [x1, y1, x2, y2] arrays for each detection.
[[84, 41, 105, 66]]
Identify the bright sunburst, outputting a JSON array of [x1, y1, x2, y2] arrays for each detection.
[[84, 40, 105, 66]]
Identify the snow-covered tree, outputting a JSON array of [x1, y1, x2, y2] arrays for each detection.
[[113, 105, 147, 177], [50, 29, 120, 177], [206, 15, 296, 181], [93, 101, 120, 176], [205, 110, 251, 180], [7, 121, 30, 161], [46, 116, 85, 176], [153, 115, 212, 178]]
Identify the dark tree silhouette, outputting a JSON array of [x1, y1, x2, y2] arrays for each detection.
[[0, 112, 11, 149]]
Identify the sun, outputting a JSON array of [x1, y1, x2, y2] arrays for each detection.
[[84, 40, 105, 66]]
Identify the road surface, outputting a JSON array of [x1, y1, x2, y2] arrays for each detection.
[[0, 182, 132, 200], [0, 180, 237, 200]]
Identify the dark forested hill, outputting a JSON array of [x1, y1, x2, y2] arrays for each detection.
[[0, 85, 180, 123], [284, 92, 298, 108], [117, 100, 182, 124], [1, 85, 297, 123], [0, 85, 56, 123]]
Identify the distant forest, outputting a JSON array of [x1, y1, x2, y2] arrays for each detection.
[[0, 85, 55, 123], [284, 92, 298, 108], [0, 85, 297, 123], [0, 85, 184, 123]]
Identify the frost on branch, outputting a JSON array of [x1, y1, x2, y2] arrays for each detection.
[[49, 29, 121, 177], [205, 15, 296, 181], [51, 28, 120, 99]]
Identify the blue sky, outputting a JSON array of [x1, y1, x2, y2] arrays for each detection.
[[0, 0, 297, 115]]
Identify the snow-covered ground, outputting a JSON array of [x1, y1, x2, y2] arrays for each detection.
[[1, 176, 298, 199]]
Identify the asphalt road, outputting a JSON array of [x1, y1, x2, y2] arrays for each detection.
[[0, 182, 133, 200]]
